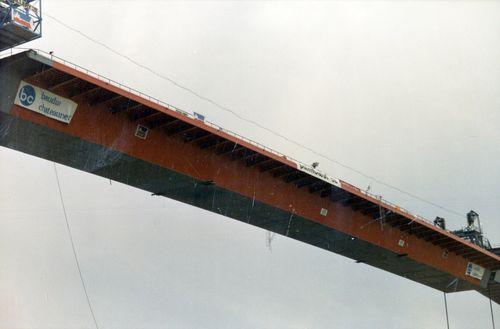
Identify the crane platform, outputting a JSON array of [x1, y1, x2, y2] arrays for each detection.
[[0, 1, 42, 52]]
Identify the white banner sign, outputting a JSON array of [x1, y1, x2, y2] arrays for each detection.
[[465, 262, 485, 280], [14, 81, 78, 124], [297, 163, 341, 187]]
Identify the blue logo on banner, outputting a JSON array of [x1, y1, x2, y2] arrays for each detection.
[[19, 84, 36, 106]]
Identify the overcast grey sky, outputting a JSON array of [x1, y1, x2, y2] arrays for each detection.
[[1, 1, 499, 328]]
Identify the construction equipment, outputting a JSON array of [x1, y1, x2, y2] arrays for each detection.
[[453, 210, 492, 250], [0, 0, 41, 52]]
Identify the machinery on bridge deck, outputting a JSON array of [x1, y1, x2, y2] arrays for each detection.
[[434, 211, 493, 250], [452, 211, 492, 250], [0, 0, 41, 52]]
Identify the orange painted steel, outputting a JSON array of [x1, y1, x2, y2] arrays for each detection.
[[3, 51, 499, 296], [47, 60, 500, 272], [5, 70, 496, 291]]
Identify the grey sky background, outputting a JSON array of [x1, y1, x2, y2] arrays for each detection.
[[0, 1, 499, 328]]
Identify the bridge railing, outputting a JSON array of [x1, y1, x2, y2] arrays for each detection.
[[11, 49, 294, 160]]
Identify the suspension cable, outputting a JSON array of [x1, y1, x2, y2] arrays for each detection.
[[490, 287, 496, 329], [444, 292, 450, 329], [43, 12, 469, 222]]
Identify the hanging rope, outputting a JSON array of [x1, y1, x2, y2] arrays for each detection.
[[489, 287, 496, 329], [443, 292, 450, 329], [53, 163, 100, 329]]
